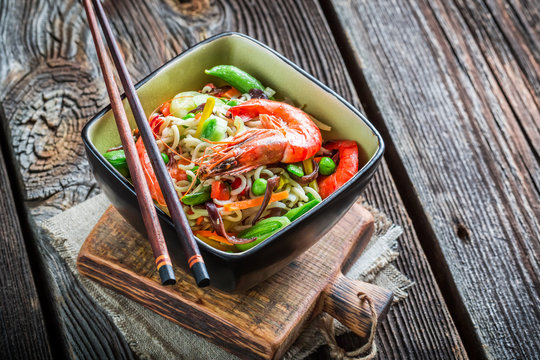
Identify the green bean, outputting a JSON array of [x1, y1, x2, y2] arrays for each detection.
[[284, 199, 321, 222], [236, 216, 291, 251], [205, 65, 265, 94], [286, 163, 304, 177], [103, 150, 129, 177], [181, 186, 211, 205]]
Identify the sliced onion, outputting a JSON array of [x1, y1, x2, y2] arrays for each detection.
[[316, 147, 333, 156], [289, 159, 319, 185], [106, 145, 123, 152], [248, 89, 268, 99], [188, 103, 206, 114], [331, 150, 340, 167], [208, 85, 232, 97], [205, 202, 255, 244], [252, 176, 280, 225]]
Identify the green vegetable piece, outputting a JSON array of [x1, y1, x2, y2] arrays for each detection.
[[226, 100, 238, 106], [306, 192, 316, 201], [284, 199, 321, 222], [182, 113, 195, 120], [161, 153, 169, 164], [236, 216, 291, 251], [181, 186, 211, 206], [319, 157, 337, 175], [205, 65, 265, 94], [104, 150, 129, 177], [252, 178, 268, 196], [187, 166, 201, 185], [170, 91, 200, 118], [286, 163, 304, 177], [201, 117, 228, 141]]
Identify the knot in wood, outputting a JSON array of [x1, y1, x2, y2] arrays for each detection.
[[5, 60, 105, 202]]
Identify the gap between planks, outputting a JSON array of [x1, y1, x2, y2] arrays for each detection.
[[0, 104, 55, 358]]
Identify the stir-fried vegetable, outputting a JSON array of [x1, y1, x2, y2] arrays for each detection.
[[251, 178, 267, 196], [222, 191, 289, 212], [317, 140, 359, 199], [289, 159, 319, 185], [319, 157, 336, 175], [194, 231, 236, 252], [201, 117, 228, 141], [211, 181, 230, 200], [170, 91, 200, 118], [286, 163, 304, 177], [160, 101, 171, 117], [284, 198, 321, 222], [205, 65, 265, 94], [251, 176, 280, 224], [205, 202, 254, 245], [236, 216, 291, 251], [182, 186, 211, 205], [104, 150, 129, 177], [195, 97, 216, 138], [161, 152, 169, 164]]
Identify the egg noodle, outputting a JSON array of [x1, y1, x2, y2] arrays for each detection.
[[152, 87, 322, 234]]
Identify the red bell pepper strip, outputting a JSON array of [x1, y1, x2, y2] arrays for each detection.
[[211, 180, 231, 201], [231, 177, 247, 197], [317, 140, 358, 199], [135, 137, 186, 206], [149, 114, 163, 137]]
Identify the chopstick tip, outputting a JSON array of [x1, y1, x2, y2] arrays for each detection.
[[192, 262, 210, 288], [159, 265, 176, 285]]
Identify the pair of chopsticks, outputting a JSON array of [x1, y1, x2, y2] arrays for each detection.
[[83, 0, 210, 287]]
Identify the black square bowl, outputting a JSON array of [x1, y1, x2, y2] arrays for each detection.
[[82, 32, 384, 292]]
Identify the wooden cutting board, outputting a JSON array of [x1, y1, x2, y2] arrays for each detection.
[[77, 203, 393, 359]]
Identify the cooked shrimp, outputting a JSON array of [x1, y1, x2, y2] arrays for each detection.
[[198, 99, 322, 179], [136, 137, 187, 205]]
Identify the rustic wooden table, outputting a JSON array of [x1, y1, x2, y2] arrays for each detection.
[[0, 0, 538, 359]]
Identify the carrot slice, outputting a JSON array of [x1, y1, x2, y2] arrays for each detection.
[[194, 230, 234, 245], [221, 87, 242, 99], [223, 191, 289, 212], [160, 101, 171, 117]]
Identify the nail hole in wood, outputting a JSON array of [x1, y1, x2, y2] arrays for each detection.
[[454, 222, 470, 241]]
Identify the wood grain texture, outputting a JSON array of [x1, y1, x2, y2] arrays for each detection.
[[0, 134, 51, 358], [0, 0, 466, 358], [78, 204, 391, 359], [327, 0, 540, 358]]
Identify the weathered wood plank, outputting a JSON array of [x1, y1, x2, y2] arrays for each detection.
[[0, 0, 466, 358], [327, 0, 540, 358], [0, 111, 51, 359]]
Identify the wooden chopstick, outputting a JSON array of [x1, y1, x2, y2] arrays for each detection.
[[82, 0, 176, 286], [86, 0, 210, 287]]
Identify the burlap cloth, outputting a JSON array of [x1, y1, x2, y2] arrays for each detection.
[[41, 194, 413, 359]]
